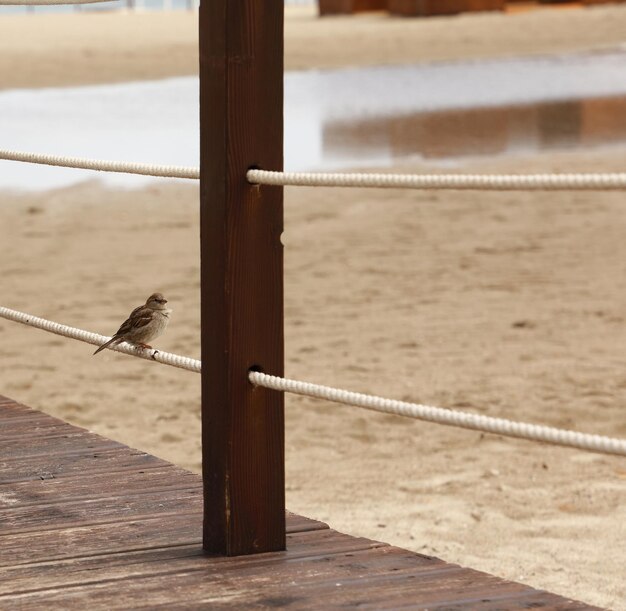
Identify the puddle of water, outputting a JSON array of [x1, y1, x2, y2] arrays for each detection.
[[324, 96, 626, 165], [2, 49, 626, 190]]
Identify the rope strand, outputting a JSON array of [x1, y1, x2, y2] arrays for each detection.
[[0, 150, 199, 180], [0, 306, 200, 373], [249, 371, 626, 457], [247, 169, 626, 191]]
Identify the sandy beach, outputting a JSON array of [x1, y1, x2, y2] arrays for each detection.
[[2, 4, 626, 87], [1, 4, 625, 608]]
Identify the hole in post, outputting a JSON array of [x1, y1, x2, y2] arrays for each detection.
[[248, 365, 264, 386], [247, 166, 262, 196], [247, 165, 261, 186]]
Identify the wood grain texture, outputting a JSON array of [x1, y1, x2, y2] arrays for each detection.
[[199, 1, 285, 555], [0, 398, 600, 609], [0, 446, 170, 485]]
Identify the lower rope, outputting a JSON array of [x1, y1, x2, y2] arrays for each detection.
[[2, 305, 624, 456], [0, 306, 200, 373], [249, 371, 626, 457]]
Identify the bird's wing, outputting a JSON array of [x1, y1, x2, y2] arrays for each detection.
[[114, 305, 154, 336]]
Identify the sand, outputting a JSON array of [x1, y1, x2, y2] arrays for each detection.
[[2, 4, 626, 88], [0, 4, 625, 608]]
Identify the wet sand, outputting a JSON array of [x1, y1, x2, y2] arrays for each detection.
[[0, 5, 625, 608]]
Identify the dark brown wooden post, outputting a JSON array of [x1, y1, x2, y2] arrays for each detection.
[[199, 2, 285, 556]]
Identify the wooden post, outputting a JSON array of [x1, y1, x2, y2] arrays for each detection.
[[199, 1, 285, 556]]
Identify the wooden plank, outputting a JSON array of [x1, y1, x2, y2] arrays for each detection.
[[0, 515, 202, 568], [0, 548, 469, 607], [0, 396, 43, 418], [0, 513, 327, 568], [0, 511, 332, 567], [0, 419, 74, 438], [0, 486, 203, 535], [200, 0, 286, 555], [0, 466, 199, 508], [1, 431, 122, 460], [0, 395, 29, 407], [0, 530, 383, 597], [1, 493, 326, 539], [0, 403, 91, 435], [0, 543, 591, 610], [0, 446, 170, 485]]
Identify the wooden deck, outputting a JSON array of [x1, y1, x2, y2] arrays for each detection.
[[0, 395, 598, 610]]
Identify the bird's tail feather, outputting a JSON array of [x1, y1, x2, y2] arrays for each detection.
[[93, 336, 120, 355]]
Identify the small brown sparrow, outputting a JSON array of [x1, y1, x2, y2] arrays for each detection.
[[93, 293, 171, 355]]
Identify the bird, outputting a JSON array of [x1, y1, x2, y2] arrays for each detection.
[[93, 293, 171, 355]]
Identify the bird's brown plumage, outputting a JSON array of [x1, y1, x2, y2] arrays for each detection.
[[93, 293, 171, 355]]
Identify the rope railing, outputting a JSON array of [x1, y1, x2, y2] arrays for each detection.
[[0, 150, 199, 180], [249, 371, 626, 457], [3, 149, 626, 190], [0, 306, 201, 373], [247, 169, 626, 191], [2, 305, 625, 457]]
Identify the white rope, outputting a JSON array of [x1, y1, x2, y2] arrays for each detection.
[[247, 169, 626, 191], [0, 150, 199, 180], [4, 150, 626, 191], [249, 371, 626, 457], [2, 304, 625, 456], [0, 306, 201, 373]]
